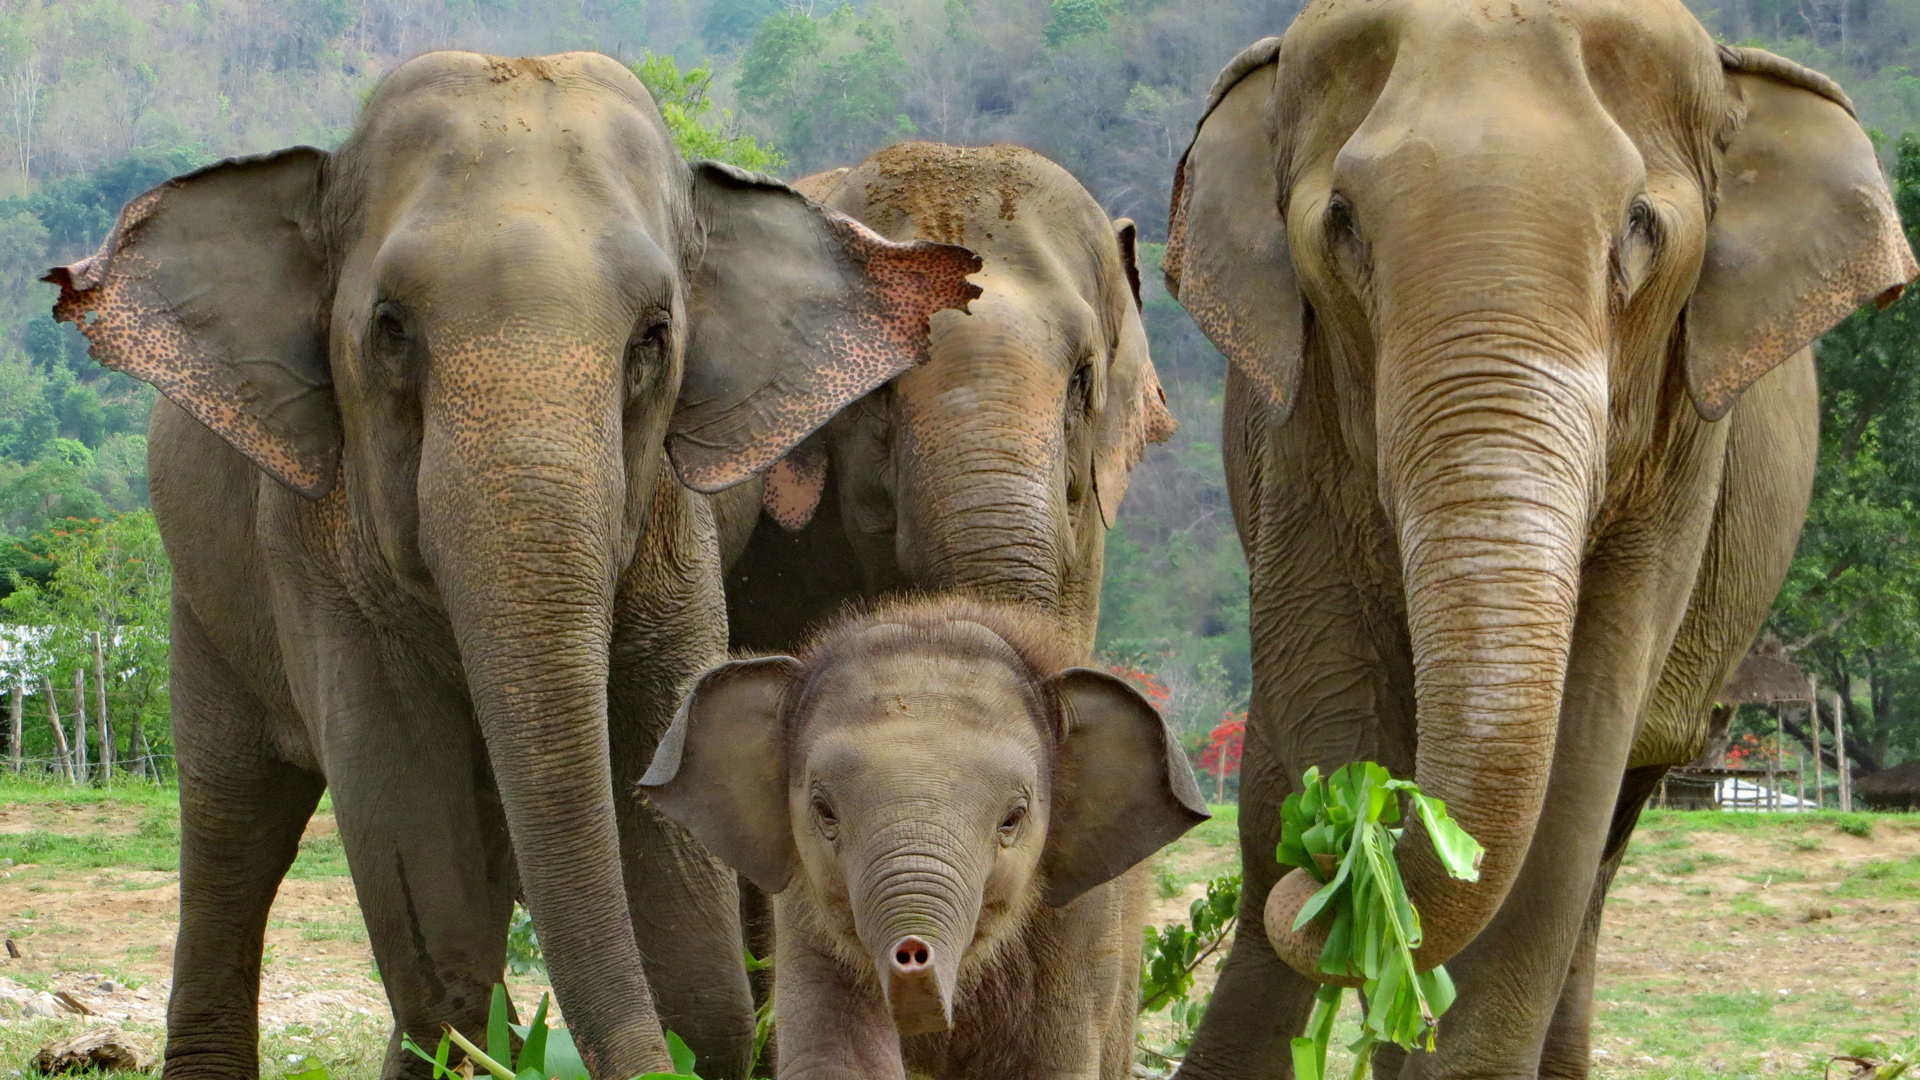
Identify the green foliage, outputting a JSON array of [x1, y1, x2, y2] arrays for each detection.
[[400, 984, 702, 1080], [631, 53, 784, 171], [1137, 873, 1239, 1065], [505, 903, 543, 975], [2, 511, 170, 774], [1276, 764, 1485, 1080], [735, 6, 915, 171], [1837, 812, 1877, 838]]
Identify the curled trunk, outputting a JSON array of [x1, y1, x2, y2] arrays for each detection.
[[1266, 322, 1605, 977]]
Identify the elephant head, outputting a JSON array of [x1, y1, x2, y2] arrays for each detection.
[[47, 52, 977, 1076], [1166, 8, 1915, 979], [639, 598, 1207, 1036], [755, 143, 1175, 647]]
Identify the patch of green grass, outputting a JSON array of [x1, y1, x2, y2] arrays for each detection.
[[1736, 866, 1807, 885], [297, 920, 368, 944], [0, 1011, 392, 1080], [1830, 855, 1920, 899], [0, 774, 181, 812], [286, 834, 350, 880], [1780, 834, 1825, 852], [1834, 813, 1876, 838], [1659, 857, 1699, 876], [1636, 809, 1907, 836], [0, 828, 178, 872]]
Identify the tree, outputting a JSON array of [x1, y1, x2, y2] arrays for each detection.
[[1, 511, 170, 777], [1761, 132, 1920, 775], [631, 53, 785, 171]]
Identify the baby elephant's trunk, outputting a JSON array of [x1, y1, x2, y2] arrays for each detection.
[[883, 934, 949, 1035], [852, 837, 982, 1036]]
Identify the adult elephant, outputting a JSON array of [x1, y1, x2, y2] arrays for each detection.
[[47, 53, 977, 1080], [1163, 4, 1914, 1077], [717, 142, 1175, 654]]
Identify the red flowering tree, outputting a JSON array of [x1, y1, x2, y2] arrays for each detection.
[[1105, 664, 1171, 712], [1200, 711, 1245, 802]]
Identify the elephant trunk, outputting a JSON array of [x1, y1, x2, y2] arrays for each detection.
[[418, 326, 671, 1078], [1266, 310, 1606, 979], [891, 299, 1071, 618], [848, 825, 985, 1036]]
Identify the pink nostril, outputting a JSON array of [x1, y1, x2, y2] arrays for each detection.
[[891, 936, 933, 971]]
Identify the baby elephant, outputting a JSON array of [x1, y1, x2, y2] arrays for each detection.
[[641, 598, 1208, 1078]]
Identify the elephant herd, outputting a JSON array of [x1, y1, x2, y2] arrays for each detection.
[[44, 0, 1916, 1075]]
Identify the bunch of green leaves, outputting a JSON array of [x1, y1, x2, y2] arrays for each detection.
[[1276, 764, 1484, 1080], [400, 984, 701, 1080], [1136, 874, 1239, 1068], [506, 904, 544, 976], [1139, 873, 1239, 1012], [629, 53, 785, 173]]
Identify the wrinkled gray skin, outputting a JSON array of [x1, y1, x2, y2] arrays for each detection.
[[1161, 2, 1917, 1076], [714, 142, 1175, 654], [640, 600, 1210, 1079], [47, 52, 977, 1080]]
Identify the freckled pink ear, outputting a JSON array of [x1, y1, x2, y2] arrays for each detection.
[[45, 148, 338, 499], [670, 161, 981, 495], [761, 437, 828, 532]]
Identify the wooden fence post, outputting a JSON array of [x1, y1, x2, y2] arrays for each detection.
[[1834, 690, 1851, 812], [7, 681, 19, 774], [71, 668, 88, 783], [92, 632, 111, 781], [1810, 682, 1824, 810], [41, 675, 70, 782]]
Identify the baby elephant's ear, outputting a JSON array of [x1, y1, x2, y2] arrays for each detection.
[[670, 162, 982, 494], [1040, 669, 1210, 907], [640, 656, 801, 893]]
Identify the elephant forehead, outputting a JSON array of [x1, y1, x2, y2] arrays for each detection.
[[799, 650, 1041, 739]]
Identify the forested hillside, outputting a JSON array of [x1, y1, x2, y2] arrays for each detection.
[[0, 0, 1914, 772]]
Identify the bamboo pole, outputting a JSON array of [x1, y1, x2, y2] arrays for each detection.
[[7, 681, 20, 774], [1770, 703, 1783, 811], [1834, 690, 1852, 812], [40, 675, 70, 782], [1810, 679, 1824, 810], [70, 668, 87, 783], [92, 632, 111, 781]]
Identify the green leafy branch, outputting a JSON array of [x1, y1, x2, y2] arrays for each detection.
[[1276, 764, 1485, 1080], [393, 984, 703, 1080]]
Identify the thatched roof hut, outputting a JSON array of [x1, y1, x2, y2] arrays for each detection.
[[1855, 759, 1920, 812], [1717, 642, 1812, 706]]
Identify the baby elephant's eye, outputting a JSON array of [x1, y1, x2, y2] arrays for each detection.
[[997, 801, 1028, 844], [811, 795, 839, 839]]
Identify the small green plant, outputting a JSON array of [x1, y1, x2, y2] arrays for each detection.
[[1153, 861, 1183, 900], [506, 904, 544, 976], [1276, 763, 1485, 1080], [1836, 814, 1877, 839], [1136, 873, 1240, 1067], [400, 983, 703, 1080]]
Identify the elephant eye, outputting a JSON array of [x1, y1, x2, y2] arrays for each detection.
[[997, 800, 1028, 844], [628, 319, 671, 365], [811, 794, 839, 839], [1324, 193, 1358, 242], [371, 303, 411, 354]]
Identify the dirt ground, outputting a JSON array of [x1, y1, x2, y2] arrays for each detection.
[[1, 795, 1916, 1078]]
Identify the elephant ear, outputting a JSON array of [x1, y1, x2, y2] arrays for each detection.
[[670, 161, 982, 494], [1686, 47, 1918, 421], [45, 148, 338, 498], [1165, 37, 1303, 423], [639, 656, 801, 894], [1092, 218, 1177, 528], [1039, 668, 1210, 907]]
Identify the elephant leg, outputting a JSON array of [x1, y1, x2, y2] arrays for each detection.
[[1173, 723, 1314, 1080], [312, 635, 517, 1080], [1537, 766, 1665, 1079], [1178, 373, 1404, 1080], [165, 602, 325, 1079], [611, 481, 756, 1079]]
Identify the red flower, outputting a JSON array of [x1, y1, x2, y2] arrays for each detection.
[[1105, 665, 1171, 710], [1201, 711, 1245, 780]]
